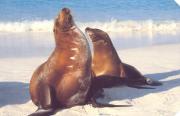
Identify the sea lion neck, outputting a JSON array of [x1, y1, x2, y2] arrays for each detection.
[[54, 27, 81, 49]]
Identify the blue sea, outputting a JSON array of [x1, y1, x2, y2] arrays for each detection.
[[0, 0, 180, 21], [0, 0, 180, 57]]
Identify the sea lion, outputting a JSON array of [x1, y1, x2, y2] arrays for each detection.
[[29, 8, 128, 116], [29, 8, 93, 116], [85, 27, 162, 88]]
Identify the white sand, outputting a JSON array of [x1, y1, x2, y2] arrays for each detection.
[[0, 43, 180, 116]]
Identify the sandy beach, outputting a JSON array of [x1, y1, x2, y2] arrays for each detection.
[[0, 43, 179, 116]]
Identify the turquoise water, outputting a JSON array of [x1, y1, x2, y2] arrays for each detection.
[[0, 0, 180, 22]]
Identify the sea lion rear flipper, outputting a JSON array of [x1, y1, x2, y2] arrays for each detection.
[[145, 77, 163, 86], [127, 84, 155, 89]]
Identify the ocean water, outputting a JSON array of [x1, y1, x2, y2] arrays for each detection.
[[0, 0, 180, 21], [0, 0, 180, 57]]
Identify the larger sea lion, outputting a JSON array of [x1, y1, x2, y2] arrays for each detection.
[[29, 8, 129, 116], [85, 27, 162, 89], [29, 8, 93, 116]]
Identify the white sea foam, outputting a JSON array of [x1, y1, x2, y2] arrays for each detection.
[[0, 20, 54, 32], [80, 20, 180, 38], [0, 20, 180, 38]]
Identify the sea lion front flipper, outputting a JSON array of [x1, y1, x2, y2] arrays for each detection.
[[29, 81, 57, 116], [145, 77, 163, 86], [28, 108, 56, 116]]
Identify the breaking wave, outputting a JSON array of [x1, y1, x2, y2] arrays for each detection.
[[0, 19, 180, 38]]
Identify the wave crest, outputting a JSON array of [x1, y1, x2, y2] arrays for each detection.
[[0, 20, 180, 38], [0, 20, 53, 32]]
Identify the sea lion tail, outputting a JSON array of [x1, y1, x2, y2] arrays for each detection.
[[28, 108, 56, 116]]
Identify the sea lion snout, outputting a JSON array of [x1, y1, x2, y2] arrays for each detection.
[[59, 8, 71, 17], [62, 8, 71, 14], [55, 8, 74, 32], [85, 27, 108, 43], [85, 27, 97, 42], [58, 7, 72, 21], [85, 27, 93, 35], [85, 27, 92, 32]]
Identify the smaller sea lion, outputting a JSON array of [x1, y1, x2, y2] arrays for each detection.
[[85, 27, 162, 89]]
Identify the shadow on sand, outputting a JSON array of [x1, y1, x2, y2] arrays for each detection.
[[0, 69, 180, 108], [0, 82, 30, 107], [100, 69, 180, 102]]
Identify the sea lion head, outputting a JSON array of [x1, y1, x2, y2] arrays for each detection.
[[54, 8, 75, 32], [85, 27, 109, 43]]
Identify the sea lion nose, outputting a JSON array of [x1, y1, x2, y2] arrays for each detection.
[[85, 27, 91, 32], [62, 8, 70, 14]]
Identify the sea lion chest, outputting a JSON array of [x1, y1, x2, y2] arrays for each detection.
[[52, 28, 92, 106], [92, 42, 120, 77]]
